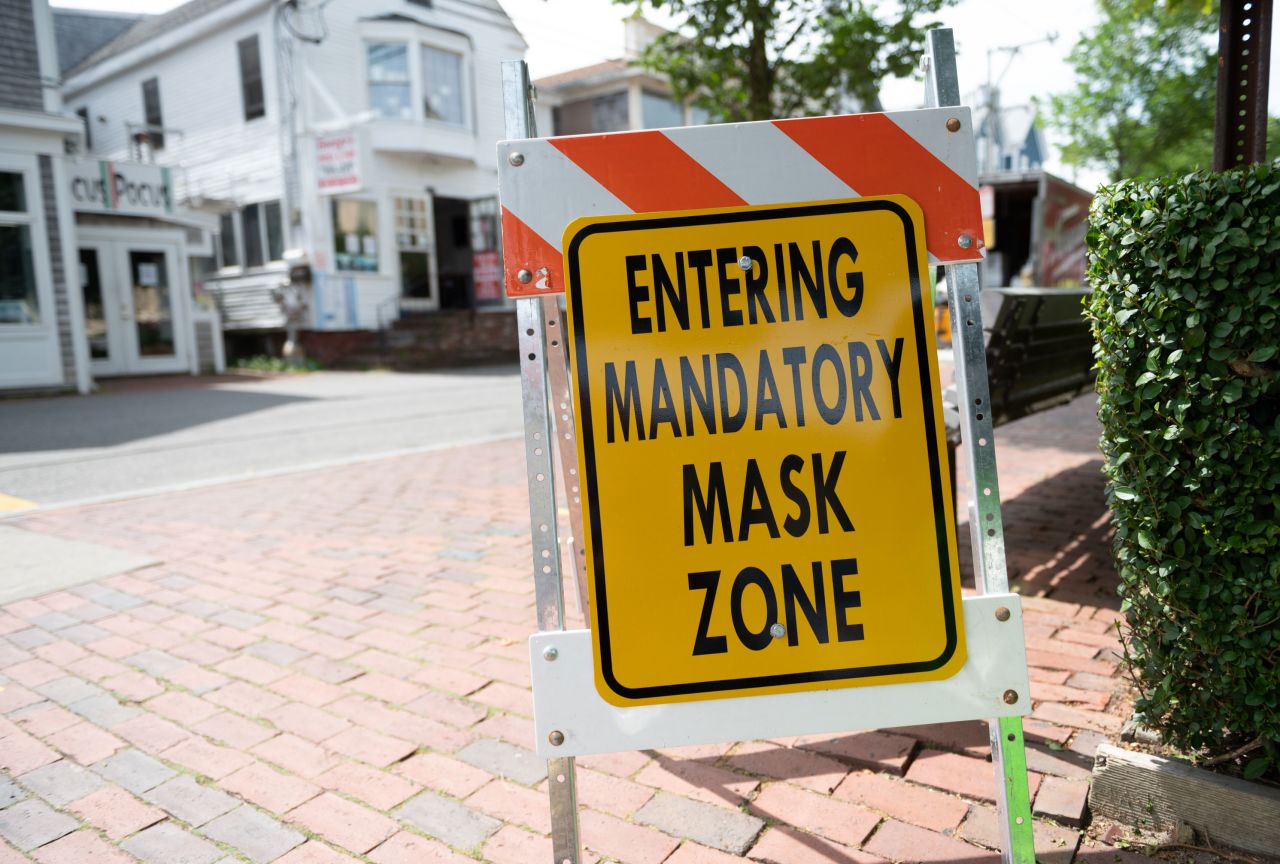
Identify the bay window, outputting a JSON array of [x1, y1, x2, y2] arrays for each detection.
[[367, 43, 412, 120], [365, 31, 470, 128]]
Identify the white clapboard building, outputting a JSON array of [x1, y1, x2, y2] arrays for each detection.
[[62, 0, 528, 363]]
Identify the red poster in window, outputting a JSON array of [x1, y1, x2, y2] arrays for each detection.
[[472, 250, 502, 301]]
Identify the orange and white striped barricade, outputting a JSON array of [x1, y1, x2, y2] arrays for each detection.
[[499, 27, 1036, 864]]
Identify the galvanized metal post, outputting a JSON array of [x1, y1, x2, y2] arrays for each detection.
[[923, 29, 1036, 864], [502, 60, 581, 864], [1214, 0, 1272, 170]]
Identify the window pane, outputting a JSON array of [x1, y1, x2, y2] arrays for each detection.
[[0, 172, 27, 212], [243, 203, 264, 268], [641, 90, 684, 129], [332, 199, 378, 272], [590, 92, 628, 133], [0, 224, 39, 324], [238, 36, 265, 121], [422, 46, 464, 126], [131, 250, 174, 356], [367, 43, 411, 119], [689, 105, 711, 126], [79, 248, 109, 358], [76, 107, 93, 150], [142, 77, 164, 149], [218, 212, 238, 267], [265, 200, 284, 261]]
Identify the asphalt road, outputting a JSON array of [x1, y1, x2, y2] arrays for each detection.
[[0, 369, 523, 511]]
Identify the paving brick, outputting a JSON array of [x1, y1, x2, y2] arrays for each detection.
[[94, 749, 176, 795], [145, 775, 239, 827], [482, 825, 553, 864], [894, 721, 990, 756], [347, 673, 424, 705], [580, 808, 680, 864], [367, 830, 472, 863], [202, 804, 305, 864], [0, 777, 24, 810], [728, 742, 849, 794], [958, 804, 1081, 864], [5, 660, 63, 688], [316, 762, 417, 810], [0, 799, 77, 851], [20, 758, 106, 807], [268, 674, 346, 708], [146, 692, 220, 726], [161, 737, 253, 780], [252, 734, 340, 779], [393, 790, 500, 851], [112, 713, 191, 754], [0, 733, 60, 775], [68, 784, 165, 839], [864, 819, 999, 864], [635, 759, 757, 810], [751, 782, 880, 848], [163, 665, 228, 695], [395, 753, 491, 799], [905, 749, 1042, 804], [1032, 702, 1124, 734], [205, 682, 287, 719], [274, 839, 361, 863], [102, 671, 165, 702], [1033, 775, 1091, 827], [402, 691, 487, 728], [574, 765, 655, 816], [223, 762, 322, 815], [288, 792, 397, 855], [322, 726, 414, 767], [748, 824, 887, 863], [66, 694, 141, 729], [663, 841, 747, 864], [792, 730, 917, 775], [455, 739, 545, 786], [34, 677, 105, 707], [464, 779, 549, 833], [121, 820, 224, 864], [44, 721, 124, 768], [30, 829, 135, 863], [834, 770, 970, 832], [191, 712, 276, 749], [9, 703, 79, 739], [634, 791, 764, 854]]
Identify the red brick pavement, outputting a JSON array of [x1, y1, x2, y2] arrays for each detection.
[[0, 395, 1155, 863]]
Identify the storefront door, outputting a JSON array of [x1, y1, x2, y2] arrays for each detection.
[[78, 230, 190, 377]]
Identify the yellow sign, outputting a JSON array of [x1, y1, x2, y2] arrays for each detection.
[[564, 196, 965, 707]]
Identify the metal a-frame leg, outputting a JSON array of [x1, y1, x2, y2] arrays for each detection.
[[925, 29, 1037, 864], [504, 60, 581, 864]]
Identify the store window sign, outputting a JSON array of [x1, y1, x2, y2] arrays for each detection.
[[69, 161, 173, 216], [317, 133, 361, 195]]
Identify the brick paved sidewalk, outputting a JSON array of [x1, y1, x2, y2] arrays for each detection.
[[0, 395, 1150, 864]]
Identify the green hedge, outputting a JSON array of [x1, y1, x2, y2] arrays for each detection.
[[1086, 164, 1280, 778]]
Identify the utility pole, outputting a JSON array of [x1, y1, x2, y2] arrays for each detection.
[[1213, 0, 1272, 169], [978, 33, 1057, 173]]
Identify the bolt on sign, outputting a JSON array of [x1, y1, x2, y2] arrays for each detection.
[[563, 196, 963, 705]]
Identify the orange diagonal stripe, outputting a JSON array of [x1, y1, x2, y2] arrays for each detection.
[[501, 207, 564, 297], [774, 114, 982, 259], [551, 131, 746, 213]]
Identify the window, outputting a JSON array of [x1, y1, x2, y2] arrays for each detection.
[[367, 43, 411, 119], [332, 199, 378, 272], [422, 46, 464, 126], [141, 77, 164, 149], [641, 90, 684, 129], [0, 171, 39, 325], [395, 197, 431, 299], [218, 202, 284, 270], [218, 212, 238, 267], [76, 107, 92, 150], [238, 35, 265, 121], [264, 201, 284, 262]]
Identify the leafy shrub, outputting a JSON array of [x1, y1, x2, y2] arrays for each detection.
[[1086, 164, 1280, 778]]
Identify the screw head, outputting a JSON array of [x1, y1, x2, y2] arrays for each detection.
[[995, 607, 1011, 622], [769, 623, 786, 639], [508, 152, 525, 167], [1003, 689, 1019, 705], [548, 730, 565, 746], [946, 117, 961, 132], [738, 255, 753, 272], [516, 269, 533, 284], [542, 646, 559, 661], [957, 234, 974, 250]]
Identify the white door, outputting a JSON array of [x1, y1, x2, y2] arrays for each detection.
[[78, 238, 189, 376]]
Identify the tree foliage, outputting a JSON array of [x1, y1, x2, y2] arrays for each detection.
[[1048, 0, 1224, 181], [618, 0, 954, 122]]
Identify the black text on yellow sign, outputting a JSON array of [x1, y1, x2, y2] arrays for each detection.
[[564, 197, 965, 707]]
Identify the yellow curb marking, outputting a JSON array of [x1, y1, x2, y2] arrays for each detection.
[[0, 492, 37, 512]]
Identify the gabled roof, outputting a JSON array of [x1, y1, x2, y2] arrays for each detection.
[[64, 0, 236, 79], [54, 8, 149, 75]]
